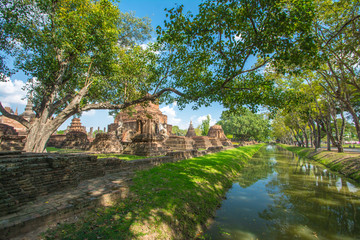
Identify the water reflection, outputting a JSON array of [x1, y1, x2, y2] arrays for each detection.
[[204, 145, 360, 240]]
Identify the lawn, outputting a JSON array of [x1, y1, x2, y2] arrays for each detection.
[[46, 147, 149, 160], [95, 153, 149, 161], [43, 144, 265, 239], [46, 147, 86, 154]]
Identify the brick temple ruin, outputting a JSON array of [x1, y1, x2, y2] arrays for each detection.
[[0, 101, 238, 238], [0, 99, 35, 151], [92, 102, 233, 155], [1, 100, 233, 155]]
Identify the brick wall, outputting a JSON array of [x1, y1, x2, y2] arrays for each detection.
[[0, 147, 225, 217], [0, 153, 104, 216], [0, 116, 27, 135]]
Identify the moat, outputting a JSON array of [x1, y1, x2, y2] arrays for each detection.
[[205, 145, 360, 239]]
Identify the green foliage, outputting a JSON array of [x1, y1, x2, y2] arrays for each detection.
[[200, 115, 210, 136], [0, 0, 162, 152], [95, 154, 148, 161], [194, 126, 201, 136], [218, 109, 270, 141], [157, 0, 317, 111], [46, 147, 85, 153], [171, 125, 187, 136], [226, 134, 233, 139], [0, 0, 154, 115], [43, 144, 265, 239], [56, 130, 65, 135], [93, 129, 103, 138], [271, 0, 360, 146]]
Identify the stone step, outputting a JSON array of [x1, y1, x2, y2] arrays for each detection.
[[0, 172, 134, 239]]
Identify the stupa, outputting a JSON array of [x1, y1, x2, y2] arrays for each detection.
[[20, 98, 36, 121], [207, 125, 232, 146], [184, 121, 213, 150], [61, 118, 89, 149], [165, 135, 195, 151], [67, 118, 87, 134], [185, 121, 196, 137], [192, 136, 213, 150], [109, 101, 172, 156]]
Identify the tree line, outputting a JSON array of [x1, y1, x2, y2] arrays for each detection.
[[269, 0, 360, 152]]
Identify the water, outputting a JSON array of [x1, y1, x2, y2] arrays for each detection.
[[204, 145, 360, 240]]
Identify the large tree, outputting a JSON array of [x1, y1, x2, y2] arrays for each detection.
[[157, 0, 317, 111], [200, 115, 210, 136], [0, 0, 181, 152], [217, 109, 270, 142], [0, 0, 320, 153]]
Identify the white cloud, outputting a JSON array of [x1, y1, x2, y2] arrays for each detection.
[[0, 78, 27, 106], [82, 109, 96, 116], [196, 114, 217, 126], [160, 103, 183, 127], [139, 43, 149, 50], [234, 34, 243, 42]]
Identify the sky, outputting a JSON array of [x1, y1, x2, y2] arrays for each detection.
[[0, 0, 224, 131]]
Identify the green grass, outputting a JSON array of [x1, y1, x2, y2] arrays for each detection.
[[46, 147, 86, 153], [46, 147, 149, 160], [43, 144, 265, 240], [95, 154, 149, 161]]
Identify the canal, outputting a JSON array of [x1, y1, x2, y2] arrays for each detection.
[[204, 145, 360, 240]]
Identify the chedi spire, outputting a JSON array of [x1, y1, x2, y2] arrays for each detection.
[[185, 121, 196, 137], [20, 97, 35, 121]]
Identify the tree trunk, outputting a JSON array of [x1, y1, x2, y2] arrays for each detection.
[[22, 112, 67, 152], [316, 120, 322, 149], [336, 143, 344, 153], [344, 100, 360, 142], [23, 120, 57, 152], [303, 128, 309, 148], [308, 120, 314, 148]]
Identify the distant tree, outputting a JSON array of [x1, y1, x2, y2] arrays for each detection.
[[226, 134, 233, 140], [56, 130, 65, 135], [171, 126, 187, 136], [93, 130, 104, 138], [218, 109, 270, 142], [200, 115, 211, 136], [194, 126, 201, 136]]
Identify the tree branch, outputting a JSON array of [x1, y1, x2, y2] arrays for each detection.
[[242, 60, 267, 74], [81, 88, 184, 111], [48, 92, 76, 116], [325, 15, 360, 46], [0, 102, 30, 128]]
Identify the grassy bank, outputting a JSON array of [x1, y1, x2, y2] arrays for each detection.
[[95, 153, 148, 160], [46, 147, 86, 153], [279, 144, 360, 183], [44, 144, 265, 239], [46, 147, 148, 160]]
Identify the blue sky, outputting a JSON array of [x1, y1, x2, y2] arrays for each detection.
[[0, 0, 224, 131]]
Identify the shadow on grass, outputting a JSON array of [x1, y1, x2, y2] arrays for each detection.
[[43, 144, 265, 239]]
